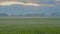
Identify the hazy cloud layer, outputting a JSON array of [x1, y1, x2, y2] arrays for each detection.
[[0, 0, 58, 15], [0, 0, 56, 4]]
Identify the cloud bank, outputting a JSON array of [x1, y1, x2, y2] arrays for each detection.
[[0, 1, 55, 7]]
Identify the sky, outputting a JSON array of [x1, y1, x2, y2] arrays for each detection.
[[0, 0, 59, 15]]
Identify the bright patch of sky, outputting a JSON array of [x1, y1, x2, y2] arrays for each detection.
[[56, 0, 60, 1]]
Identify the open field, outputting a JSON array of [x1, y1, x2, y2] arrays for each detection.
[[0, 17, 60, 34]]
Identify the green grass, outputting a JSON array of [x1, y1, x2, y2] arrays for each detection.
[[0, 18, 60, 34]]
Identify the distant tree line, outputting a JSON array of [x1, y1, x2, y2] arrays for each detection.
[[0, 13, 8, 16], [0, 12, 60, 17]]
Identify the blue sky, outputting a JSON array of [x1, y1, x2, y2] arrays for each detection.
[[0, 0, 59, 15]]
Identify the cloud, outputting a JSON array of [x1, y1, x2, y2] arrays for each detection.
[[0, 1, 55, 7]]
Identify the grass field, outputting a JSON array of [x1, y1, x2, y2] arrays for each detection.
[[0, 18, 60, 34]]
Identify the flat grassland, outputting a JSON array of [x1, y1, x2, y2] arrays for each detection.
[[0, 18, 60, 34]]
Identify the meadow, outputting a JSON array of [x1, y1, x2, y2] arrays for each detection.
[[0, 17, 60, 34]]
